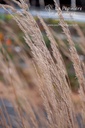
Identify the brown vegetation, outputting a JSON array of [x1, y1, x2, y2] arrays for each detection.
[[0, 0, 85, 128]]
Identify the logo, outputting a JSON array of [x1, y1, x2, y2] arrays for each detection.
[[45, 4, 55, 17], [45, 4, 53, 12]]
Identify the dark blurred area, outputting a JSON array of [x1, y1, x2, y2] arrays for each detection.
[[0, 0, 85, 10]]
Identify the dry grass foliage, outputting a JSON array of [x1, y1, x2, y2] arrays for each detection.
[[0, 0, 85, 128]]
